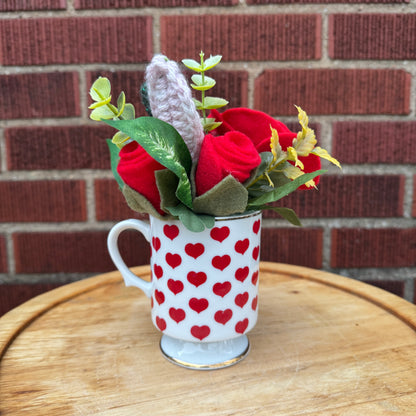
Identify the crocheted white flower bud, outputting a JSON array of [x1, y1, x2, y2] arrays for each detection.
[[145, 54, 205, 161]]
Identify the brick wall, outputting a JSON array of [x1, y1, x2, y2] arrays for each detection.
[[0, 0, 415, 315]]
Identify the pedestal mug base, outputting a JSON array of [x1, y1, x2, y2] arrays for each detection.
[[160, 334, 250, 370]]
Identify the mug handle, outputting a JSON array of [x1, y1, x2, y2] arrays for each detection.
[[107, 219, 153, 298]]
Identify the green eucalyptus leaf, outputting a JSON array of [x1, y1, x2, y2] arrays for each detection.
[[191, 75, 216, 91], [90, 104, 117, 121], [104, 117, 193, 209], [117, 91, 126, 116], [90, 77, 111, 101], [122, 103, 135, 120], [203, 55, 222, 70], [106, 139, 124, 190], [203, 119, 223, 132], [201, 96, 229, 109], [166, 204, 214, 232], [182, 59, 202, 72], [192, 98, 203, 108], [247, 170, 326, 207], [88, 96, 111, 110]]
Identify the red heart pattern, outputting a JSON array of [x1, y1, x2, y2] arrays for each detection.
[[214, 309, 233, 325], [185, 243, 205, 259], [210, 226, 230, 243], [212, 255, 231, 271], [163, 224, 179, 240], [213, 281, 232, 297], [235, 267, 249, 282], [191, 325, 210, 340], [149, 213, 261, 342], [167, 279, 184, 295], [235, 239, 249, 255], [166, 253, 182, 269], [169, 308, 186, 323], [189, 297, 209, 313], [187, 271, 207, 287], [235, 292, 249, 308]]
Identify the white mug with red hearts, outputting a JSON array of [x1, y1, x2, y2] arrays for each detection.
[[107, 210, 261, 370]]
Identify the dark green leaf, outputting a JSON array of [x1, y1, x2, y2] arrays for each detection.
[[253, 205, 302, 226], [247, 170, 326, 207], [104, 117, 193, 209], [107, 139, 124, 190]]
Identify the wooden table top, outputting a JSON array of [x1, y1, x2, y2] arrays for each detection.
[[1, 262, 415, 415]]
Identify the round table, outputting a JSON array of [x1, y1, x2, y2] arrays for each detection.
[[1, 262, 415, 415]]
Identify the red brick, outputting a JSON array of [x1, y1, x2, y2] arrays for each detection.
[[265, 175, 404, 219], [0, 283, 64, 317], [0, 0, 66, 10], [362, 280, 405, 298], [13, 231, 150, 273], [0, 17, 152, 66], [0, 236, 7, 273], [261, 228, 323, 268], [329, 14, 416, 60], [161, 15, 321, 62], [333, 121, 416, 164], [0, 72, 79, 120], [413, 176, 416, 218], [0, 181, 86, 222], [95, 179, 146, 221], [331, 228, 416, 268], [203, 71, 249, 109], [6, 125, 113, 171], [248, 0, 407, 3], [255, 69, 410, 116], [75, 0, 237, 7], [87, 71, 147, 117]]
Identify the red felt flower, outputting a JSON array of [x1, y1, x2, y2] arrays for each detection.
[[117, 141, 165, 215], [195, 131, 261, 196], [209, 108, 321, 188]]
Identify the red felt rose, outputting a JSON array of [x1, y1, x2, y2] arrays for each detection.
[[117, 141, 165, 215], [209, 108, 321, 188], [195, 131, 261, 196]]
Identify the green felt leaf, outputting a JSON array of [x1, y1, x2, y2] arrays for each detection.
[[193, 175, 248, 216], [182, 59, 202, 72], [248, 170, 326, 207], [106, 139, 124, 190], [166, 204, 215, 232], [155, 169, 180, 213], [122, 185, 165, 219], [104, 117, 193, 209]]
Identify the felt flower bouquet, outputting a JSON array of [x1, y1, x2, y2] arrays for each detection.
[[89, 52, 340, 232]]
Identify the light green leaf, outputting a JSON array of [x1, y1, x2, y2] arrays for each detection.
[[248, 170, 326, 207], [122, 103, 135, 120], [116, 91, 126, 117], [104, 117, 193, 208], [106, 139, 124, 190], [166, 204, 215, 232], [311, 147, 342, 169], [191, 75, 216, 91], [203, 55, 222, 70], [89, 77, 111, 101], [111, 131, 130, 149], [90, 104, 117, 121], [199, 96, 229, 110], [192, 98, 203, 108], [182, 59, 202, 72], [88, 95, 111, 109], [203, 119, 223, 132]]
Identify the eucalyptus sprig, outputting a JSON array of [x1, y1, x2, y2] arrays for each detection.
[[89, 77, 136, 148], [182, 51, 228, 133]]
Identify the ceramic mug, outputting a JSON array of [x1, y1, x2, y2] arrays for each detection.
[[107, 211, 262, 369]]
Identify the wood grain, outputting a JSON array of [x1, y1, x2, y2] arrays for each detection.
[[1, 262, 415, 415]]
